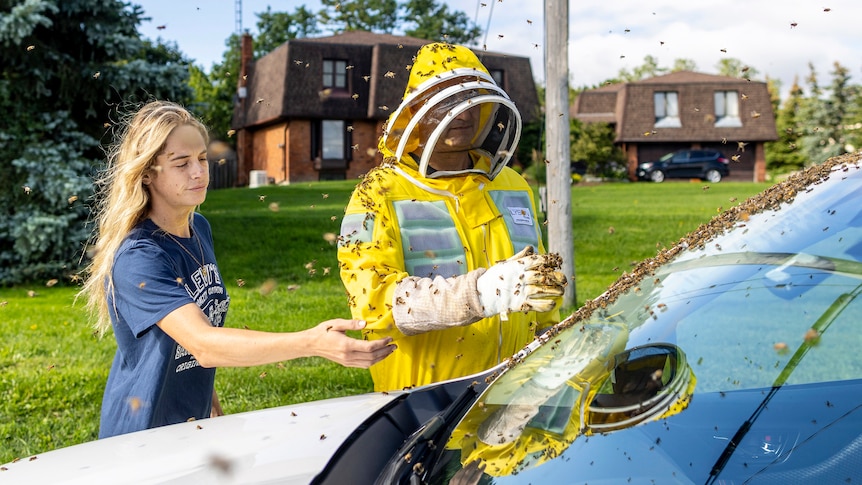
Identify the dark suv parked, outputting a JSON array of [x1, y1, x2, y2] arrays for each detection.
[[638, 149, 730, 183]]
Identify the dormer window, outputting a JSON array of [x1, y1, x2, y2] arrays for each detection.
[[654, 91, 681, 128], [322, 59, 348, 90], [714, 91, 742, 127]]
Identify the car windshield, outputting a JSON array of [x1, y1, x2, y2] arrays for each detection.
[[659, 151, 676, 162], [425, 155, 862, 483]]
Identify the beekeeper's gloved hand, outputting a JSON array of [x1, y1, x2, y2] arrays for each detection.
[[391, 246, 566, 336], [477, 245, 567, 319]]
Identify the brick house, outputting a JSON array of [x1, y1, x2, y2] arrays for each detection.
[[231, 31, 540, 186], [572, 71, 778, 182]]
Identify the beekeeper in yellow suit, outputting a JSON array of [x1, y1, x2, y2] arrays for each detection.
[[338, 42, 566, 392]]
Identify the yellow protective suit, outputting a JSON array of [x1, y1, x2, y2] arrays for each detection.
[[338, 43, 558, 392]]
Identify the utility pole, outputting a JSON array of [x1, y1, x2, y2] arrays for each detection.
[[235, 0, 242, 35], [544, 0, 575, 308]]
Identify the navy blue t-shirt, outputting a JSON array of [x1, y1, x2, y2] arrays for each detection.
[[99, 213, 230, 438]]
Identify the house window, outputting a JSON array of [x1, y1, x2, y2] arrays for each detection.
[[654, 91, 681, 128], [312, 120, 352, 164], [489, 69, 504, 87], [714, 91, 742, 127], [321, 120, 345, 159], [322, 59, 347, 89]]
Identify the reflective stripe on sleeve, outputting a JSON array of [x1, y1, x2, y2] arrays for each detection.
[[339, 212, 375, 246]]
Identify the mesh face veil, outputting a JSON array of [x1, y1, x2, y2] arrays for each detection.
[[381, 68, 522, 180]]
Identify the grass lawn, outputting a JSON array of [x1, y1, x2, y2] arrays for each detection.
[[0, 177, 768, 463]]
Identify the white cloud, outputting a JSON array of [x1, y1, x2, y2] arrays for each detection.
[[461, 0, 861, 98]]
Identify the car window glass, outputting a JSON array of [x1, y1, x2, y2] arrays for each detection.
[[433, 163, 862, 482]]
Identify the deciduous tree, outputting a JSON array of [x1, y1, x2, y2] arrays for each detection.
[[402, 0, 481, 44], [319, 0, 399, 33], [254, 5, 321, 55], [616, 55, 666, 82], [716, 58, 759, 80], [570, 119, 625, 178]]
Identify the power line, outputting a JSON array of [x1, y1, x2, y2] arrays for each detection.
[[471, 0, 496, 48], [481, 0, 496, 48]]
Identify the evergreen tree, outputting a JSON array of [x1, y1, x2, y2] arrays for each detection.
[[766, 78, 806, 174], [0, 0, 193, 284], [844, 82, 862, 153], [801, 62, 853, 163]]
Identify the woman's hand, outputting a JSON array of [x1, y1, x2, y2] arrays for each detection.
[[307, 319, 396, 368], [158, 305, 395, 368]]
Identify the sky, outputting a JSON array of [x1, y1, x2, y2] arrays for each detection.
[[135, 0, 862, 99]]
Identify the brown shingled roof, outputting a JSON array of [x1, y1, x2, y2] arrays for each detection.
[[572, 71, 778, 144], [293, 31, 428, 48], [636, 71, 744, 84], [234, 31, 540, 129]]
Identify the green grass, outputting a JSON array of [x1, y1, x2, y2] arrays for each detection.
[[569, 181, 766, 302], [0, 178, 768, 463]]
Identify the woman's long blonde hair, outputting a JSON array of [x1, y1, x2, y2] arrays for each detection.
[[80, 101, 209, 336]]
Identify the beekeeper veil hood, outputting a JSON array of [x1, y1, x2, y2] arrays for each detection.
[[379, 43, 522, 180]]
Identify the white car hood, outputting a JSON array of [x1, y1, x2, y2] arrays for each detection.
[[1, 392, 400, 485]]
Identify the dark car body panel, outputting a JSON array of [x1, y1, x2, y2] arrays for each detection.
[[312, 374, 490, 485]]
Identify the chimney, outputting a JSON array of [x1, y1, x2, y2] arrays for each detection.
[[238, 32, 253, 101], [235, 33, 254, 187]]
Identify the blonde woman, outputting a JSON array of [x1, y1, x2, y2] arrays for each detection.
[[81, 100, 394, 439]]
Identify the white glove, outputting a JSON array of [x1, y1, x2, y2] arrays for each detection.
[[477, 246, 567, 319]]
